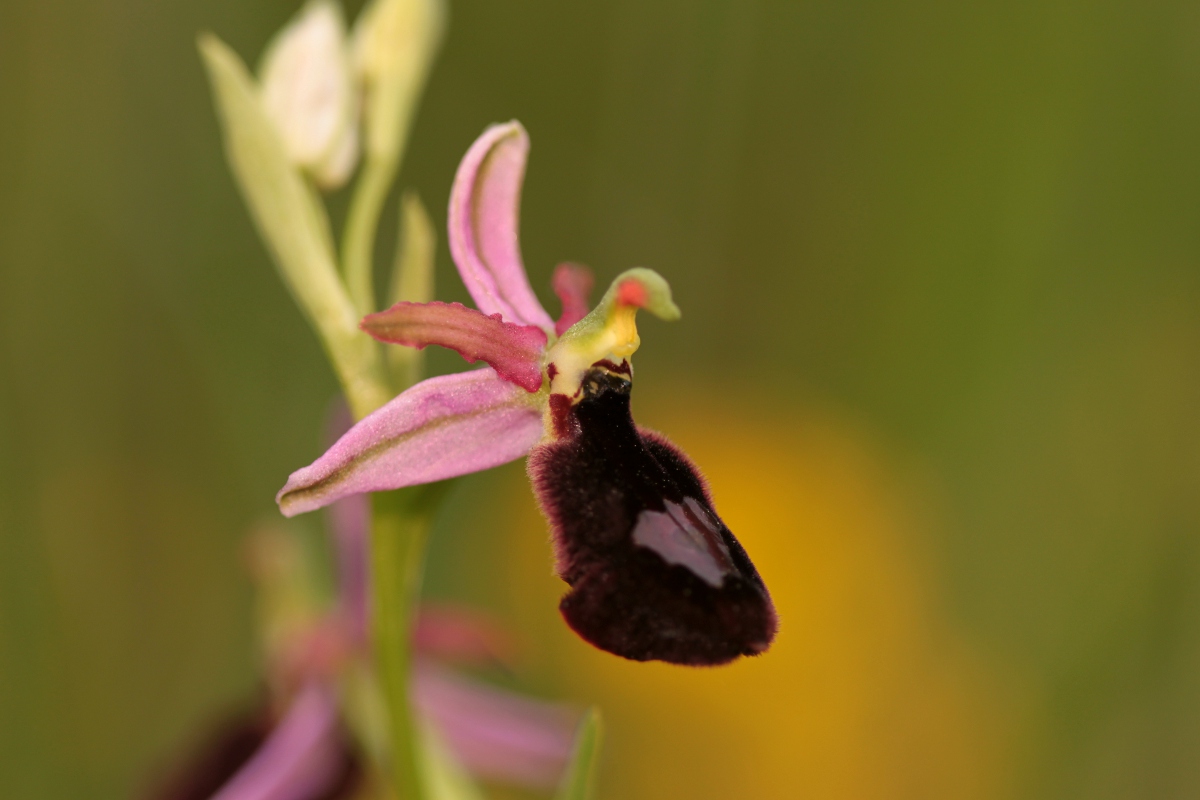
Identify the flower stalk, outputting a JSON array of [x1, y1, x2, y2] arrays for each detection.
[[369, 486, 440, 800]]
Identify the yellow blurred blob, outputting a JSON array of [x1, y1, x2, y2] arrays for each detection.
[[500, 391, 1017, 800]]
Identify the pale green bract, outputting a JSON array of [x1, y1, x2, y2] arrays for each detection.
[[419, 722, 489, 800], [343, 0, 447, 316], [556, 707, 605, 800], [198, 33, 389, 419], [388, 192, 438, 390]]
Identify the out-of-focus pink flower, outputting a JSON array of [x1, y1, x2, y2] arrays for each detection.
[[207, 683, 348, 800], [320, 479, 575, 790], [144, 684, 359, 800], [414, 660, 577, 789], [150, 472, 578, 800]]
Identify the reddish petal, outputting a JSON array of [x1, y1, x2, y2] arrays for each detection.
[[551, 263, 594, 336], [362, 301, 547, 393], [143, 710, 270, 800]]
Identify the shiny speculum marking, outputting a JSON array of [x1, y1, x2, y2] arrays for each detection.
[[631, 497, 734, 587], [529, 365, 777, 666]]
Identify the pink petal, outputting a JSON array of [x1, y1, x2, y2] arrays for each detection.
[[210, 683, 346, 800], [413, 604, 517, 669], [447, 122, 555, 332], [362, 301, 547, 393], [413, 661, 578, 789], [551, 263, 594, 336], [277, 370, 544, 517]]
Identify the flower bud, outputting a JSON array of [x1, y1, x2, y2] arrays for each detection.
[[260, 0, 360, 188]]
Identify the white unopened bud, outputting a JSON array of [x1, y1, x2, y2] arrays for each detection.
[[260, 0, 360, 188]]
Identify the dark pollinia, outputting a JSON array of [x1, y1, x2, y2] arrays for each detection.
[[529, 365, 778, 666]]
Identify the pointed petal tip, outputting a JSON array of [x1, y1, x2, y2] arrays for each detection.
[[276, 370, 544, 516], [361, 301, 547, 392], [447, 121, 553, 331]]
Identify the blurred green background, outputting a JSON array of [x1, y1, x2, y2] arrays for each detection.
[[3, 0, 1200, 797]]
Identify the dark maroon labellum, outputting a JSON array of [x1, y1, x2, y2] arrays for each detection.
[[529, 366, 778, 666]]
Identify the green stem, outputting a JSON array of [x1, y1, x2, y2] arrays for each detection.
[[343, 156, 398, 317], [369, 483, 449, 800], [370, 489, 425, 800]]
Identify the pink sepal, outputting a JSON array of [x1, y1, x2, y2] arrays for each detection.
[[277, 370, 543, 517], [413, 604, 517, 669], [414, 661, 578, 789], [362, 301, 546, 393], [209, 682, 344, 800], [447, 122, 555, 332], [551, 263, 594, 336]]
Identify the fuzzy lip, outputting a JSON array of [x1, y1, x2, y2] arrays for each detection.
[[527, 365, 778, 666]]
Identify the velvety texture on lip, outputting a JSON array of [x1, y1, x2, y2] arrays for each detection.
[[528, 367, 778, 666]]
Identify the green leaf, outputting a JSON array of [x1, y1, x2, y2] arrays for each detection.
[[556, 707, 604, 800], [198, 33, 388, 418], [387, 191, 437, 390], [418, 721, 487, 800]]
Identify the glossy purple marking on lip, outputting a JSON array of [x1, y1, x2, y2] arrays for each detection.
[[632, 497, 734, 587]]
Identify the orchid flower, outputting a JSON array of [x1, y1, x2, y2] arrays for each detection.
[[276, 122, 778, 666]]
